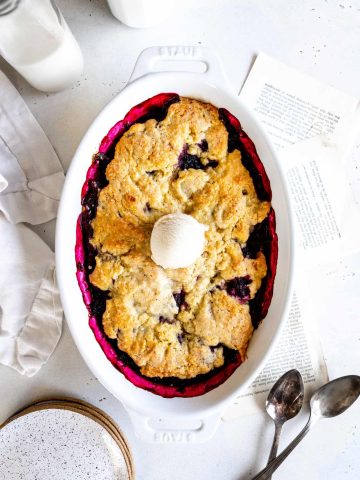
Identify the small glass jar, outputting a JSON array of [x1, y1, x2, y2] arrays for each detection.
[[0, 0, 83, 92]]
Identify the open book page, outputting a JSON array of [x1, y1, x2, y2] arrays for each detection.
[[278, 136, 360, 264], [239, 52, 360, 156], [223, 53, 360, 419]]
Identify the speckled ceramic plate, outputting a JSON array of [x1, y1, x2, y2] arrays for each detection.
[[0, 403, 134, 480], [16, 397, 134, 465]]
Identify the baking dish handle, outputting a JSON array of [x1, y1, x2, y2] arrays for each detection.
[[125, 407, 222, 443], [129, 46, 230, 88]]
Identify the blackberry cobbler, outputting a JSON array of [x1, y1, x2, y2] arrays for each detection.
[[76, 93, 278, 397]]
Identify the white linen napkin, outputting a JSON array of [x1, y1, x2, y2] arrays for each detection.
[[0, 71, 64, 376]]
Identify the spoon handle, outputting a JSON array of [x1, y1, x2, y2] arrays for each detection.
[[267, 421, 283, 479], [252, 418, 313, 480]]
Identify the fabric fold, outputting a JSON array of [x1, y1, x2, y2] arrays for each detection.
[[0, 70, 65, 225], [15, 263, 63, 376], [0, 216, 63, 376]]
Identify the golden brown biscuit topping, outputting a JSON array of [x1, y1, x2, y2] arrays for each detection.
[[88, 97, 270, 379]]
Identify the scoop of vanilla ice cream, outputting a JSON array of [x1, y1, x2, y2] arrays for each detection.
[[150, 213, 208, 269]]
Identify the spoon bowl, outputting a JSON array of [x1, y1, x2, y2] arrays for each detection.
[[310, 375, 360, 418], [265, 369, 304, 479], [266, 369, 304, 422]]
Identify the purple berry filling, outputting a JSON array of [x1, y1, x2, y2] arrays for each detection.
[[225, 275, 252, 303], [198, 139, 209, 151], [178, 144, 218, 171], [173, 290, 186, 309], [249, 209, 278, 328], [159, 316, 176, 325], [178, 146, 203, 170], [242, 218, 268, 259], [206, 160, 219, 169]]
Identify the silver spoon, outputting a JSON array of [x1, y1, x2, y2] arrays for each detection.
[[252, 375, 360, 480], [265, 369, 304, 478]]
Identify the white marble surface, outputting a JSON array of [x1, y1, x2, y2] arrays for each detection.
[[1, 1, 360, 479]]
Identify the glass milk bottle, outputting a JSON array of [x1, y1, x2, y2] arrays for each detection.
[[0, 0, 83, 92]]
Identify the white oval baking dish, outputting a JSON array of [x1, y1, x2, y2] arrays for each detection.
[[56, 46, 295, 443]]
